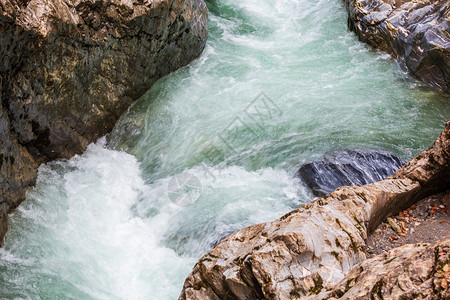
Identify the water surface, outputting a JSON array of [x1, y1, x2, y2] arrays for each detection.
[[1, 0, 449, 298]]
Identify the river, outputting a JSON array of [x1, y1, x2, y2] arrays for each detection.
[[0, 0, 449, 298]]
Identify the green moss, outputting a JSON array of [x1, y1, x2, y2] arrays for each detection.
[[383, 257, 397, 265], [309, 275, 323, 295], [370, 280, 384, 300], [345, 278, 354, 292], [193, 280, 206, 290], [342, 228, 358, 253]]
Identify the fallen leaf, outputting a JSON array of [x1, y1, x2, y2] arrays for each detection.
[[441, 278, 448, 290], [409, 215, 414, 222], [410, 205, 417, 210], [443, 264, 449, 272], [440, 221, 447, 224], [398, 233, 406, 237], [399, 211, 405, 218], [388, 217, 402, 233], [414, 222, 421, 226], [392, 236, 399, 240]]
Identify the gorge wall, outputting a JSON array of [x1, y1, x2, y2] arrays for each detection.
[[0, 0, 208, 245], [346, 0, 450, 92]]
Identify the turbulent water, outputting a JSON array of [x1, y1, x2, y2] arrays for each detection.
[[1, 0, 449, 299]]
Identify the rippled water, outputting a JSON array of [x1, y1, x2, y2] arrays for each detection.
[[1, 0, 449, 298]]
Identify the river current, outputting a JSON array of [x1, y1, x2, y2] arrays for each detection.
[[1, 0, 449, 299]]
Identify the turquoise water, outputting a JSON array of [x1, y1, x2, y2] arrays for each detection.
[[1, 0, 449, 298]]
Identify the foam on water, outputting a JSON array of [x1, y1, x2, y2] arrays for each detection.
[[1, 0, 449, 298]]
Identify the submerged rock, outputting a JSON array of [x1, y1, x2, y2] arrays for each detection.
[[179, 121, 449, 299], [0, 0, 208, 245], [346, 0, 450, 92], [297, 149, 406, 197]]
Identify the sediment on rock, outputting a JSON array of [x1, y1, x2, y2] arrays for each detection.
[[179, 121, 449, 299], [0, 0, 208, 245], [345, 0, 450, 92]]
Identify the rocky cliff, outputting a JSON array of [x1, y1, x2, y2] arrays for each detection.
[[180, 121, 449, 299], [0, 0, 208, 245], [346, 0, 449, 92]]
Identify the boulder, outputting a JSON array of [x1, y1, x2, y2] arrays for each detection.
[[0, 0, 208, 245], [318, 237, 450, 299], [297, 149, 405, 197], [179, 121, 449, 299], [346, 0, 450, 92]]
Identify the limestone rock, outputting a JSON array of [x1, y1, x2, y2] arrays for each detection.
[[346, 0, 450, 92], [179, 121, 449, 299], [297, 149, 405, 197], [0, 0, 208, 245], [319, 237, 450, 299]]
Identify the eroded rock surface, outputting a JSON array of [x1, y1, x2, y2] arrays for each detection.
[[179, 121, 449, 299], [0, 0, 208, 245], [318, 237, 450, 299], [297, 149, 405, 197], [346, 0, 450, 92]]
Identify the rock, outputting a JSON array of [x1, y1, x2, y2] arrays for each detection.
[[297, 149, 405, 197], [0, 0, 208, 245], [387, 217, 402, 233], [318, 237, 450, 299], [179, 121, 449, 299], [345, 0, 450, 92]]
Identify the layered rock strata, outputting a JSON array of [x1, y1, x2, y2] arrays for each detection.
[[180, 121, 449, 299]]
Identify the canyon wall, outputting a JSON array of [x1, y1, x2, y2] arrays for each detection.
[[0, 0, 208, 245]]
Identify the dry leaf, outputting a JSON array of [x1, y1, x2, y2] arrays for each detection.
[[443, 264, 449, 272], [441, 278, 448, 290]]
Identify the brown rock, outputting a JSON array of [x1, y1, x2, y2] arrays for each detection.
[[0, 0, 208, 245], [320, 237, 450, 299], [345, 0, 450, 92], [179, 121, 450, 299]]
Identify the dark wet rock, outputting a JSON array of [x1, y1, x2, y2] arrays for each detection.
[[297, 149, 406, 197], [0, 0, 208, 245], [179, 121, 449, 299], [345, 0, 450, 92]]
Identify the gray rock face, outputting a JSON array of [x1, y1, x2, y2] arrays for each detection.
[[297, 149, 405, 197], [179, 121, 450, 299], [0, 0, 208, 245], [346, 0, 450, 92]]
